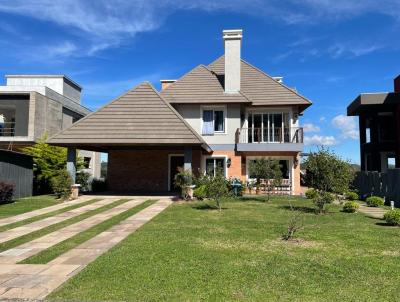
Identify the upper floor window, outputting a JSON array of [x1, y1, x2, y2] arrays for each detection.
[[202, 106, 226, 135]]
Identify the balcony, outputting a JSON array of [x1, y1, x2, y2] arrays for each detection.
[[235, 127, 304, 152], [0, 122, 15, 137]]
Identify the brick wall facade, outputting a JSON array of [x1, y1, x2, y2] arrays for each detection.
[[208, 150, 302, 195], [108, 149, 201, 192]]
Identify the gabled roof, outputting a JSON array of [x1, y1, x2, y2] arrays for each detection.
[[208, 56, 312, 112], [161, 65, 250, 104], [48, 82, 208, 148]]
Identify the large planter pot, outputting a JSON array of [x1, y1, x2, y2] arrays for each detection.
[[182, 185, 195, 200]]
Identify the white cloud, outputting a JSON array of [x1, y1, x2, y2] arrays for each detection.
[[0, 0, 399, 58], [319, 116, 326, 122], [328, 43, 384, 58], [331, 114, 359, 140], [304, 135, 338, 146], [303, 122, 320, 133]]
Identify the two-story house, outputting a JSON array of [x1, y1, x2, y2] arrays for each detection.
[[48, 30, 311, 195], [0, 75, 101, 179]]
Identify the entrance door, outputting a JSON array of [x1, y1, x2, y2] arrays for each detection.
[[169, 155, 184, 191]]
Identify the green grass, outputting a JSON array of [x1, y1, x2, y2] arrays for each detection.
[[0, 199, 130, 253], [0, 198, 102, 233], [22, 199, 156, 264], [0, 195, 60, 218], [50, 196, 400, 302]]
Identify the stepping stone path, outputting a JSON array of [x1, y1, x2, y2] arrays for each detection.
[[0, 196, 172, 300], [357, 202, 388, 219]]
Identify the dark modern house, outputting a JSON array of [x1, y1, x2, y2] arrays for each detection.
[[347, 75, 400, 172]]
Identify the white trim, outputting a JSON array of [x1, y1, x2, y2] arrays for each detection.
[[200, 105, 228, 135], [168, 154, 184, 192], [245, 156, 294, 194], [201, 154, 228, 177]]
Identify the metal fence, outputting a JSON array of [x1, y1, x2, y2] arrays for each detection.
[[0, 150, 33, 199], [353, 169, 400, 207]]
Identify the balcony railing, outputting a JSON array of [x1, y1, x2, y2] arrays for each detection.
[[235, 127, 303, 144], [0, 122, 16, 137]]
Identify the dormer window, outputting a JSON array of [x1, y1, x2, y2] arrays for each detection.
[[202, 106, 226, 135]]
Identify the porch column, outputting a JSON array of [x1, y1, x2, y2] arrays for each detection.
[[184, 146, 192, 172], [67, 147, 76, 184]]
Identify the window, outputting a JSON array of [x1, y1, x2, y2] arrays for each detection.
[[202, 107, 225, 135], [248, 159, 290, 179], [214, 110, 224, 132], [206, 158, 225, 177]]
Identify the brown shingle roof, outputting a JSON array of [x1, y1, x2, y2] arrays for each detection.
[[48, 82, 207, 147], [160, 65, 250, 104], [208, 56, 312, 112]]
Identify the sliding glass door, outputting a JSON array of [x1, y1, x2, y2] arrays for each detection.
[[248, 112, 289, 143]]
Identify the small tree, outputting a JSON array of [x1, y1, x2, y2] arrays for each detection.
[[303, 148, 354, 214], [206, 170, 230, 211], [22, 135, 84, 194], [282, 202, 304, 241], [50, 170, 72, 200], [248, 158, 282, 200], [302, 147, 354, 194]]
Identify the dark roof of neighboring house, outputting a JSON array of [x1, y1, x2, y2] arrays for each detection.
[[207, 56, 312, 112], [347, 92, 400, 116], [48, 82, 209, 149], [161, 65, 250, 104]]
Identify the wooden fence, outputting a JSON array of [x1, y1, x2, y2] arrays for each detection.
[[353, 169, 400, 207], [0, 150, 33, 199]]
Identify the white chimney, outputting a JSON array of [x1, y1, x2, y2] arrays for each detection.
[[223, 29, 242, 94]]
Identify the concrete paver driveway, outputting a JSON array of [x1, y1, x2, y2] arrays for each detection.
[[0, 195, 172, 300]]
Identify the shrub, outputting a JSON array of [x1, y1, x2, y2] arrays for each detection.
[[305, 188, 318, 199], [0, 181, 15, 204], [343, 201, 359, 213], [91, 178, 107, 193], [345, 191, 359, 201], [314, 191, 334, 214], [366, 196, 384, 207], [193, 185, 207, 200], [50, 170, 72, 200], [383, 209, 400, 226], [76, 171, 91, 192]]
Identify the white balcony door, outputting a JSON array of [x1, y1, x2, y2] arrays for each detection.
[[248, 112, 288, 143]]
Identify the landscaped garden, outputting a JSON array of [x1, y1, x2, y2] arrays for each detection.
[[47, 195, 399, 302]]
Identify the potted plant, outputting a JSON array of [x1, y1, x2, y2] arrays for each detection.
[[174, 168, 195, 200]]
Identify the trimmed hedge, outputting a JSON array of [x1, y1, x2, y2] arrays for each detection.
[[305, 188, 318, 199], [345, 191, 359, 201], [366, 196, 384, 207], [193, 185, 207, 200], [383, 209, 400, 226], [343, 201, 359, 213]]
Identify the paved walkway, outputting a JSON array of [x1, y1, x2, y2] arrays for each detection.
[[0, 197, 172, 300], [0, 198, 116, 244], [357, 203, 388, 218], [0, 195, 95, 227]]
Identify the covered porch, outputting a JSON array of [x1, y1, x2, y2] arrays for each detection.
[[47, 82, 210, 194]]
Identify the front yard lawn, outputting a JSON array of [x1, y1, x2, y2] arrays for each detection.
[[50, 196, 400, 301], [0, 195, 59, 218]]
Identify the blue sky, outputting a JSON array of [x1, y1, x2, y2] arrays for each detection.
[[1, 0, 400, 163]]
